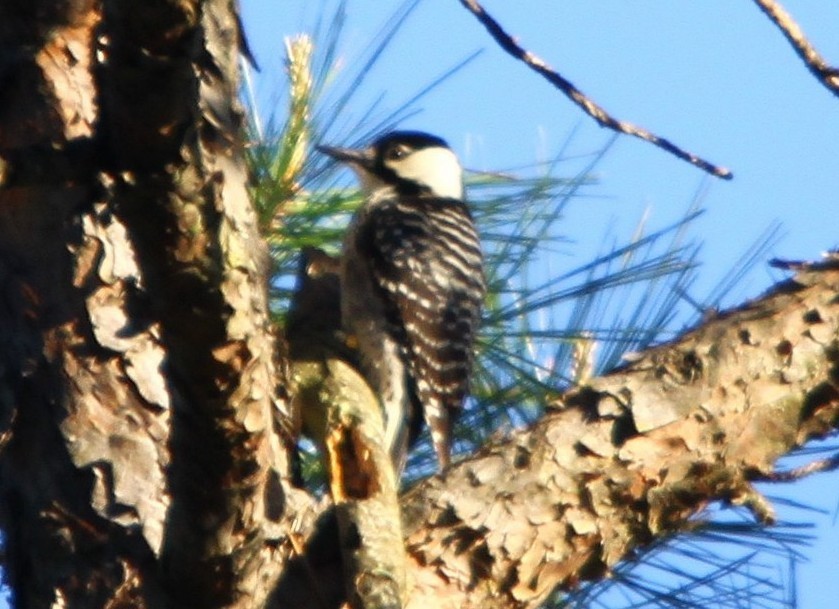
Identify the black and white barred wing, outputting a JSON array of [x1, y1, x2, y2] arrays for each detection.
[[357, 196, 485, 468]]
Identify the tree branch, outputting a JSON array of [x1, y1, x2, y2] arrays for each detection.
[[276, 260, 839, 608], [397, 262, 838, 608], [752, 0, 839, 97], [757, 453, 839, 482], [287, 249, 407, 609], [457, 0, 733, 179]]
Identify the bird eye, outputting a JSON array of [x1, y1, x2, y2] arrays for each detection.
[[386, 144, 409, 161]]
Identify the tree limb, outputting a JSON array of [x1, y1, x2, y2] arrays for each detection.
[[275, 260, 839, 608], [287, 248, 407, 609], [393, 261, 839, 609], [752, 0, 839, 97], [756, 452, 839, 482], [457, 0, 733, 179]]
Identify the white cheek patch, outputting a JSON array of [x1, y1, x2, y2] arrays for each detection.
[[393, 147, 464, 200]]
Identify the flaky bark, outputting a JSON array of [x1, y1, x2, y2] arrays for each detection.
[[287, 249, 407, 609], [397, 263, 839, 609], [275, 266, 839, 609], [0, 1, 310, 607], [1, 2, 838, 609]]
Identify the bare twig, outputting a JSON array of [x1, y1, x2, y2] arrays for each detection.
[[752, 0, 839, 97], [457, 0, 733, 179], [769, 250, 839, 272], [757, 454, 839, 483]]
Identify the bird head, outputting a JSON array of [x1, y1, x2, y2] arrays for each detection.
[[318, 130, 464, 200]]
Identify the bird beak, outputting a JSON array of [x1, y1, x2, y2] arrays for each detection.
[[316, 144, 375, 170]]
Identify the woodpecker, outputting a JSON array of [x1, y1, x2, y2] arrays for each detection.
[[318, 131, 485, 473]]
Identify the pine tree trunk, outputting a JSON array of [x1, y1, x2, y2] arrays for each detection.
[[0, 1, 306, 607]]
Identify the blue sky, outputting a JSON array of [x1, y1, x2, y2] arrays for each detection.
[[245, 1, 838, 295], [241, 1, 839, 608]]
